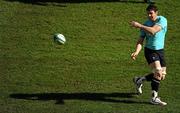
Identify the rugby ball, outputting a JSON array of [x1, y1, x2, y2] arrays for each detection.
[[54, 33, 66, 44]]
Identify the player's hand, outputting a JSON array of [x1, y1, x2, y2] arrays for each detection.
[[131, 52, 138, 60], [130, 21, 142, 28]]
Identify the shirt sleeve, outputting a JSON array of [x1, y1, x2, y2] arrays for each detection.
[[140, 29, 146, 38], [155, 16, 167, 30]]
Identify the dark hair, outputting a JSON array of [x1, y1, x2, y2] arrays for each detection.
[[146, 4, 158, 12]]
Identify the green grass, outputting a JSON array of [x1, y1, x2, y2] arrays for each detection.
[[0, 0, 180, 112]]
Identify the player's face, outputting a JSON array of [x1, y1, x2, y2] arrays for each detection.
[[147, 10, 158, 21]]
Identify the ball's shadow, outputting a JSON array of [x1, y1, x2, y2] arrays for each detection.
[[10, 92, 150, 105]]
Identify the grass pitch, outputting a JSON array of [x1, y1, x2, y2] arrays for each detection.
[[0, 0, 180, 112]]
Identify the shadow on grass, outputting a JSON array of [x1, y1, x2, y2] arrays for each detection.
[[4, 0, 146, 6], [10, 92, 150, 105]]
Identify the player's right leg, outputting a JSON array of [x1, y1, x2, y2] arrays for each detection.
[[133, 77, 143, 94], [133, 72, 155, 94], [161, 67, 167, 80]]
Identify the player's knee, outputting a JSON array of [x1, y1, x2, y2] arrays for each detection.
[[161, 71, 167, 80], [153, 67, 162, 80]]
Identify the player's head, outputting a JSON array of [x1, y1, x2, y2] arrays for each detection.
[[146, 4, 158, 12], [146, 4, 158, 21]]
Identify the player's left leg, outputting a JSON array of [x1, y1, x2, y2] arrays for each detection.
[[149, 61, 167, 105]]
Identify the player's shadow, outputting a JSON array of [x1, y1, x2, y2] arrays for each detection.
[[10, 92, 150, 105], [4, 0, 145, 6]]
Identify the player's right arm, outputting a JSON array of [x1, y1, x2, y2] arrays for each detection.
[[131, 37, 144, 60]]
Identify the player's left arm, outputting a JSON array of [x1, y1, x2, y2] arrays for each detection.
[[140, 24, 161, 35], [131, 21, 161, 35]]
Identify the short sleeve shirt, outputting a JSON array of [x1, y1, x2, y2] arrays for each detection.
[[140, 16, 167, 50]]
